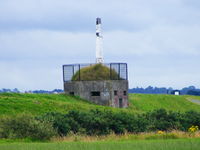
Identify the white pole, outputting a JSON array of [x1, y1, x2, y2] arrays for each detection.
[[96, 18, 104, 63]]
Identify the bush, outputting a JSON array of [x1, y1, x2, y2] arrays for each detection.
[[38, 109, 200, 136], [38, 109, 149, 135], [126, 114, 148, 133], [145, 109, 182, 131], [2, 109, 200, 140], [179, 111, 200, 131], [0, 114, 56, 140], [82, 109, 111, 135], [37, 112, 71, 136], [39, 110, 112, 135]]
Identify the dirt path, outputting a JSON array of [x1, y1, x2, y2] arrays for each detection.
[[187, 98, 200, 105]]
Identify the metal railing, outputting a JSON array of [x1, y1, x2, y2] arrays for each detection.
[[63, 63, 128, 82]]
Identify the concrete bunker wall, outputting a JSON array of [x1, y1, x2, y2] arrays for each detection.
[[64, 80, 128, 108]]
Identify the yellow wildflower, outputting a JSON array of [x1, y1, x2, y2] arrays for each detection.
[[188, 125, 199, 133], [157, 130, 164, 134]]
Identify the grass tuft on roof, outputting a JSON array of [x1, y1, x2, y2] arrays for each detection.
[[71, 64, 119, 81]]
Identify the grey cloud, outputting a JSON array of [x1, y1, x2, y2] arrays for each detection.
[[1, 0, 199, 31], [0, 0, 200, 90], [0, 30, 95, 61]]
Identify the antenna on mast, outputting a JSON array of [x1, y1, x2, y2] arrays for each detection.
[[96, 18, 104, 63]]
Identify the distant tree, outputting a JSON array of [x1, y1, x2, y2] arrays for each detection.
[[187, 90, 200, 96]]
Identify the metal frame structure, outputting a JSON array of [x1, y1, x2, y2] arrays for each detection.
[[63, 63, 128, 82]]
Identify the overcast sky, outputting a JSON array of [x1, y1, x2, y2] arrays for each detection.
[[0, 0, 200, 91]]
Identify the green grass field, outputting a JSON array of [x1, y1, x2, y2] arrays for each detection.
[[0, 139, 200, 150], [1, 93, 200, 150], [129, 94, 200, 112], [0, 93, 200, 116], [0, 93, 111, 116]]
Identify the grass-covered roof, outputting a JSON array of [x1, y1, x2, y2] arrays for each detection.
[[71, 64, 119, 81]]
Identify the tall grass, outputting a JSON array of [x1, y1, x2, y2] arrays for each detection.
[[53, 131, 200, 142]]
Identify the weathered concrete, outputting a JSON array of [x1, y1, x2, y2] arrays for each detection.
[[64, 80, 128, 108]]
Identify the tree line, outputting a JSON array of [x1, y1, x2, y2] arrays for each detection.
[[129, 86, 200, 95]]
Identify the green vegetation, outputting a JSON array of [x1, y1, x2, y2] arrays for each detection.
[[128, 94, 200, 112], [1, 108, 200, 140], [1, 93, 200, 116], [0, 139, 200, 150], [1, 93, 200, 149], [0, 93, 113, 116], [0, 114, 56, 140], [72, 64, 119, 81]]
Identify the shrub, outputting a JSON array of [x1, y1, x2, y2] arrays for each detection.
[[38, 111, 88, 136], [145, 109, 182, 131], [3, 109, 200, 140], [0, 114, 56, 140], [38, 109, 200, 136], [179, 111, 200, 131], [80, 109, 111, 135], [37, 112, 71, 136], [127, 114, 148, 133]]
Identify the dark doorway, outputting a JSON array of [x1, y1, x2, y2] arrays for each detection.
[[119, 98, 123, 108]]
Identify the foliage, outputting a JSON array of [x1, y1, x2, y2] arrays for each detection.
[[179, 111, 200, 131], [0, 114, 56, 140], [187, 90, 200, 96], [1, 108, 200, 140], [37, 108, 200, 137], [129, 85, 200, 95], [71, 64, 119, 81], [145, 109, 182, 131], [1, 93, 200, 141]]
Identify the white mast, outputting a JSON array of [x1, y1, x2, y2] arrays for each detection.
[[96, 18, 104, 63]]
